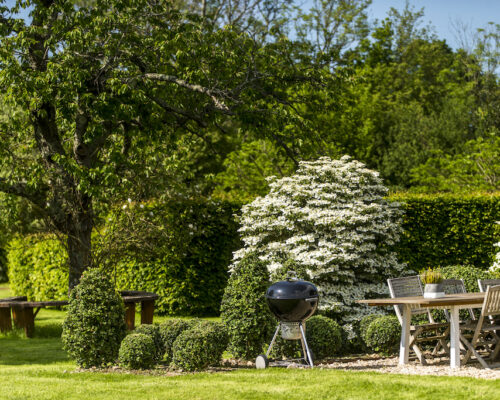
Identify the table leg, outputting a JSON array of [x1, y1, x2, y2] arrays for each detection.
[[125, 303, 136, 330], [449, 306, 460, 369], [399, 304, 411, 365], [141, 300, 154, 325], [23, 308, 35, 338], [0, 308, 12, 332]]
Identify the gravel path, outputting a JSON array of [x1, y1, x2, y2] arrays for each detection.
[[315, 356, 500, 380]]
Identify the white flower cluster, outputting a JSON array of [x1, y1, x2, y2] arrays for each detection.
[[489, 222, 500, 274], [230, 156, 406, 324]]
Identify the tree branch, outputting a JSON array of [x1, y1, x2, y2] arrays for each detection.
[[0, 178, 47, 209]]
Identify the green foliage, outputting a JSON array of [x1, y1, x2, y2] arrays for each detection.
[[363, 315, 400, 354], [359, 314, 384, 345], [118, 333, 157, 370], [391, 193, 500, 270], [7, 235, 68, 300], [106, 199, 241, 315], [158, 319, 198, 364], [62, 268, 126, 368], [220, 253, 274, 360], [305, 316, 342, 360], [171, 321, 228, 371], [419, 268, 443, 284], [440, 265, 495, 293], [0, 246, 7, 283], [134, 324, 165, 363]]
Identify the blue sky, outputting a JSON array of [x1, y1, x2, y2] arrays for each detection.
[[3, 0, 499, 50]]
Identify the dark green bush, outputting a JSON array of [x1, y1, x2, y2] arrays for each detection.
[[440, 264, 495, 293], [220, 254, 274, 360], [359, 314, 384, 345], [171, 321, 228, 371], [305, 316, 342, 360], [7, 235, 68, 300], [158, 319, 198, 364], [118, 333, 156, 370], [62, 268, 126, 368], [0, 246, 7, 283], [391, 193, 499, 271], [134, 324, 165, 363], [363, 315, 400, 354]]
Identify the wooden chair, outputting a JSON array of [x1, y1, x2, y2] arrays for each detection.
[[478, 279, 500, 293], [387, 276, 449, 365], [461, 285, 500, 369]]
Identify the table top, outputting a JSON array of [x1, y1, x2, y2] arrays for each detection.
[[357, 292, 485, 307]]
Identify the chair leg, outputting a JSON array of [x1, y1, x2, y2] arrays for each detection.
[[411, 342, 427, 365], [461, 335, 491, 369]]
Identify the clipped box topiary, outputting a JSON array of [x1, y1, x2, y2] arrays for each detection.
[[134, 324, 165, 363], [359, 314, 384, 345], [305, 315, 342, 360], [119, 333, 156, 370], [62, 268, 126, 368], [171, 321, 228, 371], [363, 315, 400, 355], [159, 319, 199, 364]]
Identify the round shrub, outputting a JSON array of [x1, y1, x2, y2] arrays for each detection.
[[159, 319, 199, 364], [62, 268, 126, 368], [119, 333, 156, 370], [171, 321, 228, 371], [364, 315, 400, 354], [441, 264, 494, 293], [220, 253, 274, 360], [134, 324, 165, 363], [305, 316, 342, 360], [359, 314, 384, 344]]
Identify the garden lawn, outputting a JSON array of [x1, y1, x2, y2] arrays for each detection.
[[0, 335, 499, 400]]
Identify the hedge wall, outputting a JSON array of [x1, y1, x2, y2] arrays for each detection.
[[0, 246, 7, 283], [390, 193, 500, 271], [6, 200, 240, 315]]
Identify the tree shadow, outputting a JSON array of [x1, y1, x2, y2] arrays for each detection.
[[0, 336, 69, 365]]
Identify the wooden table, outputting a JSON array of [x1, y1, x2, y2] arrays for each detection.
[[358, 293, 485, 369], [0, 290, 159, 337]]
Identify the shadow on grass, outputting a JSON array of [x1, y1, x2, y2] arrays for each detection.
[[0, 335, 69, 365]]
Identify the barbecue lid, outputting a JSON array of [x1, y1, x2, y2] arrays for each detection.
[[265, 271, 318, 300]]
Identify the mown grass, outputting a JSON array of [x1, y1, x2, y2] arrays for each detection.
[[1, 281, 499, 400]]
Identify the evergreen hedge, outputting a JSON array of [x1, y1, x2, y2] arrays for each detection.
[[390, 193, 499, 271]]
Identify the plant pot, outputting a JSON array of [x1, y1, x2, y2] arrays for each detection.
[[424, 283, 445, 298]]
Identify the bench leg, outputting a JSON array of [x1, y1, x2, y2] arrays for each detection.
[[0, 308, 12, 332], [12, 306, 25, 330], [125, 303, 136, 330], [141, 300, 154, 325], [12, 307, 35, 338]]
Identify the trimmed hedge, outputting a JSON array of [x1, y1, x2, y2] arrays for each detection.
[[0, 246, 7, 283], [440, 264, 495, 293], [390, 193, 499, 271], [7, 234, 68, 300], [363, 315, 400, 354], [305, 315, 342, 360], [119, 333, 156, 370], [159, 319, 199, 364], [134, 324, 165, 363]]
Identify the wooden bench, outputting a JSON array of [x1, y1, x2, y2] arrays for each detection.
[[0, 290, 159, 337]]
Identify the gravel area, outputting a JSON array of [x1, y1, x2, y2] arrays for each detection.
[[315, 356, 500, 380]]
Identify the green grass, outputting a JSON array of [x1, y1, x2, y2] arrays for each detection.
[[0, 290, 498, 400]]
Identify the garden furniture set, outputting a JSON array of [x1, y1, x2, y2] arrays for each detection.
[[358, 277, 500, 369], [0, 290, 158, 337]]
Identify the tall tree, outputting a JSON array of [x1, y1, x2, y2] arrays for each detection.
[[0, 0, 330, 289]]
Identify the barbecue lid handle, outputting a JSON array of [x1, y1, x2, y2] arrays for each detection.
[[286, 270, 298, 281]]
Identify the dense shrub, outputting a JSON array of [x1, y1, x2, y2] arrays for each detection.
[[134, 324, 165, 363], [62, 268, 126, 368], [363, 316, 400, 354], [96, 199, 241, 315], [232, 156, 405, 325], [440, 265, 495, 293], [305, 316, 342, 360], [220, 254, 274, 360], [7, 235, 68, 300], [359, 314, 385, 345], [118, 333, 156, 370], [171, 321, 228, 371], [391, 193, 499, 271], [158, 319, 198, 364], [0, 246, 7, 283]]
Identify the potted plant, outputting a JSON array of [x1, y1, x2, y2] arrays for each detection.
[[420, 268, 445, 298]]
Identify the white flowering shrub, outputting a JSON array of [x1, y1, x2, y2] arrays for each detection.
[[231, 156, 406, 325], [489, 222, 500, 275]]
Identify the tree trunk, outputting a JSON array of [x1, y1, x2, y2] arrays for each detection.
[[67, 195, 93, 291]]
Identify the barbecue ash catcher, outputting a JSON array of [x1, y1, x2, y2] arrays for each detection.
[[256, 271, 319, 369]]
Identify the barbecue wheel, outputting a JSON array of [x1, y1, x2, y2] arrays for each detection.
[[255, 354, 269, 369]]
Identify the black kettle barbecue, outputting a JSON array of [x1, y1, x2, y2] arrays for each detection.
[[256, 271, 319, 369]]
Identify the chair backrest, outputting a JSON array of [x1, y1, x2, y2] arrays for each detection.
[[481, 285, 500, 317], [478, 279, 500, 293], [387, 276, 429, 323], [441, 278, 475, 320]]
